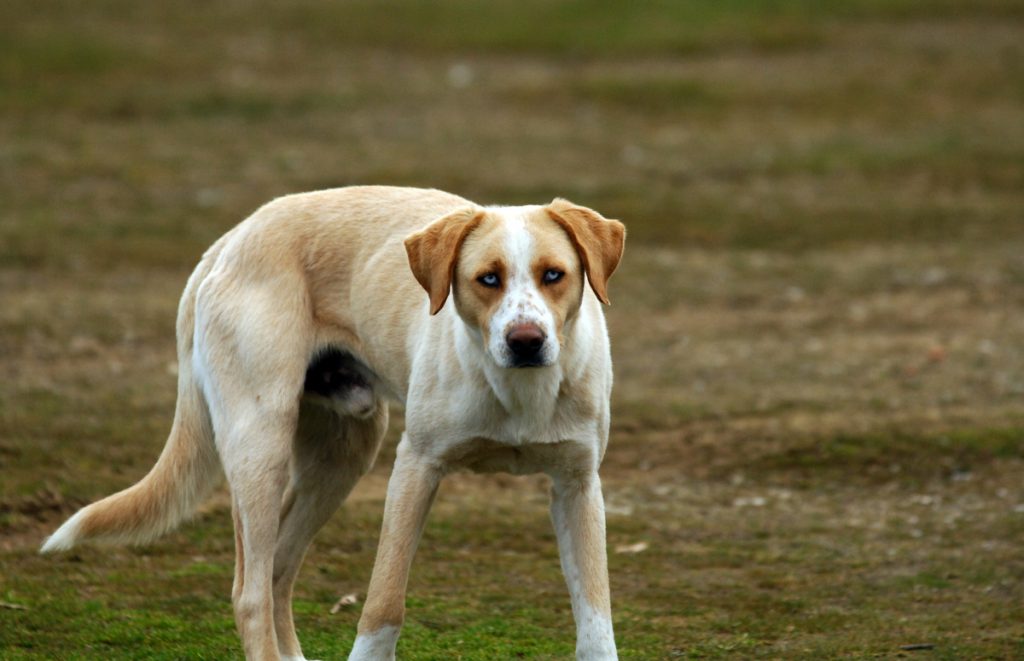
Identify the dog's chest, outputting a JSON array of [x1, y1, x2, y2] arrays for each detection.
[[443, 381, 599, 464], [406, 371, 600, 471]]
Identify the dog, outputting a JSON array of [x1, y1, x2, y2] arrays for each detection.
[[41, 186, 626, 660]]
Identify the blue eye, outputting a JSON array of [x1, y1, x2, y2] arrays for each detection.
[[478, 273, 500, 287], [543, 269, 564, 284]]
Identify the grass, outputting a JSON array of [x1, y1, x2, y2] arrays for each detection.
[[2, 0, 1024, 658]]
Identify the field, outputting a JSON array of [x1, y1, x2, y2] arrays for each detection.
[[2, 1, 1024, 658]]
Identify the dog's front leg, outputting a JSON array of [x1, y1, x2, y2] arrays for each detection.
[[349, 435, 442, 661], [550, 471, 618, 661]]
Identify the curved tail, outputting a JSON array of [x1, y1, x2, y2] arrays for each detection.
[[41, 246, 226, 553], [41, 371, 219, 552]]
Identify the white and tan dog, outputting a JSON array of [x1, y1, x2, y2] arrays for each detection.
[[41, 186, 625, 661]]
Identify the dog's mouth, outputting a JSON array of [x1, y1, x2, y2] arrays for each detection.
[[504, 351, 557, 369], [509, 357, 547, 368]]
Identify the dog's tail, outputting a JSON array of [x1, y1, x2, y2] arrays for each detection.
[[40, 375, 218, 552], [41, 255, 222, 553]]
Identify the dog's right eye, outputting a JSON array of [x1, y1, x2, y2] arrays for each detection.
[[477, 273, 500, 288]]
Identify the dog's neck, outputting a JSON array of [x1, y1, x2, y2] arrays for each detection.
[[454, 314, 593, 426], [481, 358, 564, 419]]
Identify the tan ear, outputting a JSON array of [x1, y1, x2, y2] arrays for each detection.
[[546, 199, 626, 305], [404, 207, 485, 315]]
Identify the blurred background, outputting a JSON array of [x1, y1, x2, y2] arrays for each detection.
[[2, 1, 1023, 658]]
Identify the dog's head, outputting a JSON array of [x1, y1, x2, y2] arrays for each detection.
[[405, 200, 625, 368]]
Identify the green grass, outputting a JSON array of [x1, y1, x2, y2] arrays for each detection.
[[5, 488, 1024, 658]]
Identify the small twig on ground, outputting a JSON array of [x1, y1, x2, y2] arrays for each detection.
[[330, 593, 359, 614]]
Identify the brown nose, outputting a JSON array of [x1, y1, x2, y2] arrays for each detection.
[[506, 324, 546, 362]]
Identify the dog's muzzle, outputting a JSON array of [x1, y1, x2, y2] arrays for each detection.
[[506, 324, 547, 367]]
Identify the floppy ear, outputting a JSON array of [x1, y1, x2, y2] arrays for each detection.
[[404, 207, 485, 315], [545, 199, 626, 305]]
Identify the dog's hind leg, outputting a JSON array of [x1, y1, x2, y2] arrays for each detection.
[[272, 400, 388, 661], [195, 268, 315, 661], [221, 418, 293, 661], [232, 495, 246, 608]]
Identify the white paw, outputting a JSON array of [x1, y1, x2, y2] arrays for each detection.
[[348, 625, 400, 660]]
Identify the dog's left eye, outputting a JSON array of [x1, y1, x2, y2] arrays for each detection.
[[543, 269, 564, 284]]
